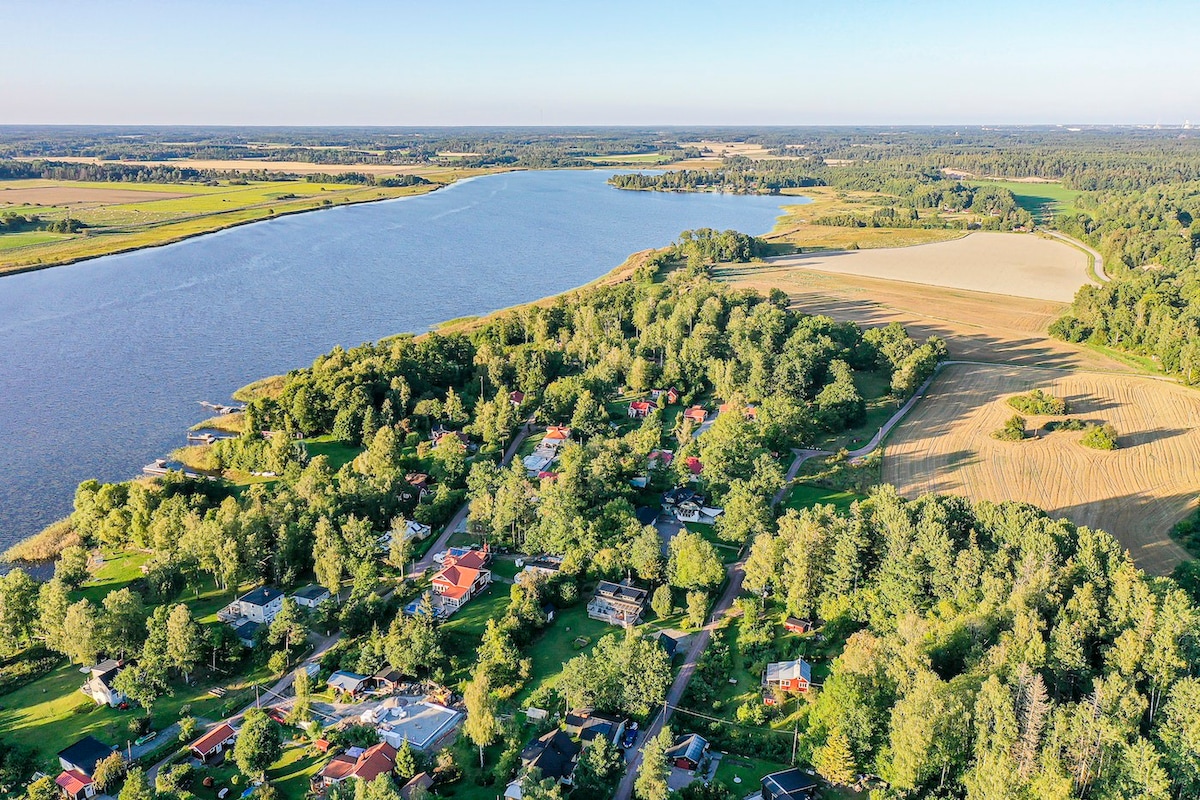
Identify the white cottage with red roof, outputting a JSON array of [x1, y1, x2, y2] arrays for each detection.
[[430, 546, 492, 612]]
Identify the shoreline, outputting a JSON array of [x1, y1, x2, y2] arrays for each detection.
[[3, 183, 792, 564]]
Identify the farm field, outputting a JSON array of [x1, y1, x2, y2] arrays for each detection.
[[761, 232, 1090, 302], [764, 186, 968, 251], [967, 180, 1083, 221], [718, 262, 1132, 372], [0, 170, 475, 274], [883, 364, 1197, 575]]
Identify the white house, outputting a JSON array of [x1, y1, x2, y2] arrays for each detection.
[[80, 660, 126, 708], [292, 585, 332, 609], [232, 586, 284, 623]]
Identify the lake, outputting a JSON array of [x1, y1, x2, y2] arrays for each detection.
[[0, 170, 799, 552]]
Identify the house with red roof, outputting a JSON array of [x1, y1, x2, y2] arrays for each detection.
[[647, 449, 674, 469], [685, 457, 704, 477], [718, 402, 758, 420], [316, 742, 398, 789], [650, 387, 681, 405], [188, 723, 237, 763], [55, 770, 95, 800], [509, 390, 526, 408], [544, 425, 572, 442], [431, 547, 492, 613], [627, 400, 653, 419], [683, 406, 708, 425]]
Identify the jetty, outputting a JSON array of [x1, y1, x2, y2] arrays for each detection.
[[199, 401, 246, 415], [142, 458, 218, 481], [187, 431, 237, 445]]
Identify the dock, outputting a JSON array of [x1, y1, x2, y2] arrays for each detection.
[[199, 401, 246, 415], [187, 431, 237, 445]]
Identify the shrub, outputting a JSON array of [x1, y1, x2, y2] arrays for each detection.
[[992, 415, 1026, 441], [1007, 389, 1068, 415], [1043, 417, 1089, 432], [1081, 423, 1119, 450]]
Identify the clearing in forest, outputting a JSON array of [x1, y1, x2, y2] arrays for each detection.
[[883, 364, 1196, 575], [762, 231, 1090, 302]]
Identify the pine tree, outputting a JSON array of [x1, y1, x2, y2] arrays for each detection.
[[814, 727, 856, 786]]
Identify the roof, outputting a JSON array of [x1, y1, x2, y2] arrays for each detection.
[[685, 457, 703, 475], [656, 631, 678, 658], [351, 743, 398, 781], [648, 449, 674, 465], [765, 659, 812, 684], [328, 671, 368, 692], [449, 549, 489, 570], [665, 733, 708, 764], [684, 406, 707, 420], [401, 773, 434, 800], [320, 743, 397, 782], [433, 565, 482, 596], [190, 723, 236, 756], [56, 770, 94, 795], [629, 400, 652, 411], [57, 736, 113, 775], [230, 618, 262, 641], [594, 581, 648, 603], [509, 391, 526, 403], [521, 729, 580, 781], [292, 584, 330, 601], [762, 768, 820, 798], [373, 666, 406, 684], [544, 426, 571, 440], [564, 709, 623, 742], [237, 586, 283, 607], [635, 507, 659, 526]]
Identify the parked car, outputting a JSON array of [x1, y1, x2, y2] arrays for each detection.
[[134, 731, 158, 747], [622, 722, 639, 749]]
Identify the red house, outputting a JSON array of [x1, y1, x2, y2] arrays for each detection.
[[683, 406, 707, 425], [188, 722, 237, 763], [685, 457, 703, 477], [509, 391, 526, 408], [784, 616, 813, 634], [317, 742, 398, 789], [628, 400, 652, 419], [431, 547, 492, 612], [763, 659, 812, 701], [55, 771, 96, 800]]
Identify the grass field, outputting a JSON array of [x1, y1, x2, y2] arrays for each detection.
[[780, 484, 863, 514], [267, 744, 327, 800], [762, 186, 968, 252], [968, 180, 1082, 221], [0, 170, 478, 274], [883, 364, 1196, 575], [759, 232, 1090, 303]]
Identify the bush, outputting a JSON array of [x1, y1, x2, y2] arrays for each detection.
[[992, 415, 1026, 442], [1007, 389, 1068, 415], [1080, 423, 1119, 450], [1043, 418, 1089, 432]]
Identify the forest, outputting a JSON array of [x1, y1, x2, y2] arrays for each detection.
[[731, 491, 1200, 800]]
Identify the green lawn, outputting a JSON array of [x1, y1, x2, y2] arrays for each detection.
[[304, 435, 363, 471], [780, 484, 863, 515], [711, 754, 794, 794], [816, 370, 896, 452], [267, 743, 327, 800], [968, 180, 1082, 221], [0, 231, 74, 251], [514, 603, 611, 706], [74, 550, 151, 605]]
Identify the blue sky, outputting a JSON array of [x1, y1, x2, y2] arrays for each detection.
[[4, 0, 1198, 125]]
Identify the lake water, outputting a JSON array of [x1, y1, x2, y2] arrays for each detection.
[[0, 170, 798, 551]]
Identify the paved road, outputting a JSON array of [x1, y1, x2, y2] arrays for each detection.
[[613, 446, 824, 800], [409, 422, 535, 577], [1042, 229, 1107, 283]]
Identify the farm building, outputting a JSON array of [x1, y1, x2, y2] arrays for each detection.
[[784, 617, 813, 634]]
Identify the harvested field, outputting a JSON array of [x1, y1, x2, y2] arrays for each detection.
[[719, 264, 1131, 372], [883, 364, 1196, 574], [0, 185, 190, 205], [763, 232, 1090, 302]]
